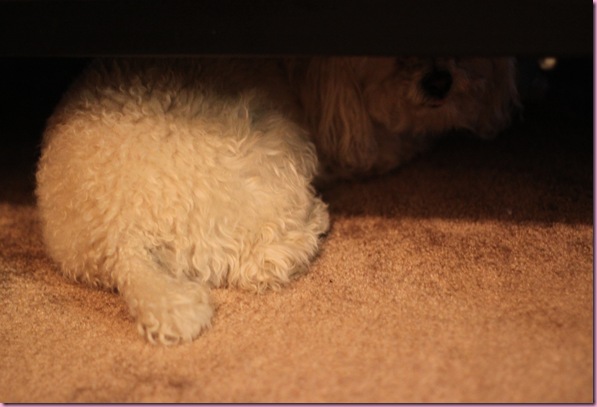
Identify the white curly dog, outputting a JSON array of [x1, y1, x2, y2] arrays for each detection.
[[36, 57, 518, 344]]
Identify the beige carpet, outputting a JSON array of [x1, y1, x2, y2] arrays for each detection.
[[0, 62, 593, 403]]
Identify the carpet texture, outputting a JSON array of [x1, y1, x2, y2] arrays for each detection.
[[0, 58, 593, 403]]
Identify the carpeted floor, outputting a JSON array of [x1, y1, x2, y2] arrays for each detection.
[[0, 58, 593, 403]]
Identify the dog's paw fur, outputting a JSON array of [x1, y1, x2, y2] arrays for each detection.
[[126, 277, 212, 345]]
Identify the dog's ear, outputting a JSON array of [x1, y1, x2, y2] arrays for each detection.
[[290, 58, 377, 173], [475, 58, 521, 138]]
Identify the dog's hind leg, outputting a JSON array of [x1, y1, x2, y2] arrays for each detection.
[[228, 193, 330, 293], [112, 247, 213, 345]]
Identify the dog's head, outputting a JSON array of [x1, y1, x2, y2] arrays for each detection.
[[290, 57, 519, 177]]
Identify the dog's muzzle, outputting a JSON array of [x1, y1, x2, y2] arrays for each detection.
[[421, 69, 453, 100]]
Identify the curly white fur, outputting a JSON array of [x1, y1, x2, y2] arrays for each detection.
[[36, 57, 518, 344]]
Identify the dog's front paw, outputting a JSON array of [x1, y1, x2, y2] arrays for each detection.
[[125, 278, 213, 345]]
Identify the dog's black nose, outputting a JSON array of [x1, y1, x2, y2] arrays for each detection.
[[421, 70, 453, 99]]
